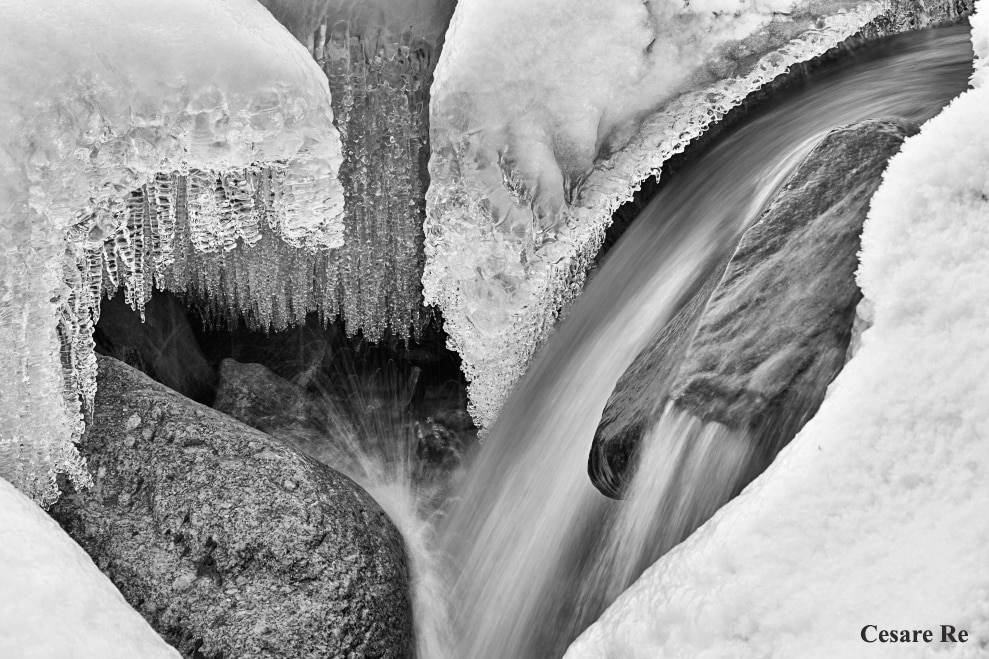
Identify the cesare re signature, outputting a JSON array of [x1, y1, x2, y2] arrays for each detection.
[[860, 625, 969, 644]]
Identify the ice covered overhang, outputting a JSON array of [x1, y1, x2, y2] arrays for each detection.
[[424, 0, 973, 428], [565, 4, 989, 653], [0, 0, 343, 505]]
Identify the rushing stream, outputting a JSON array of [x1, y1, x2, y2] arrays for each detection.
[[416, 25, 974, 659]]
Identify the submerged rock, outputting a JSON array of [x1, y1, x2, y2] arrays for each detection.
[[589, 254, 732, 499], [590, 119, 915, 498], [52, 356, 413, 659]]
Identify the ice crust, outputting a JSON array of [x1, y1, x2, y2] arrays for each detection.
[[565, 7, 989, 656], [0, 477, 181, 657], [426, 0, 922, 428], [0, 0, 343, 504]]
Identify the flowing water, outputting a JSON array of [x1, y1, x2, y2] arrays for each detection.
[[426, 25, 974, 659]]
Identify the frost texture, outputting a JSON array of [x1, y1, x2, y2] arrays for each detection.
[[425, 0, 967, 428], [0, 477, 181, 657], [0, 0, 343, 505], [565, 8, 989, 656]]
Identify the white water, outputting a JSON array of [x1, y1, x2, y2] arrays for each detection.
[[258, 358, 460, 658], [576, 405, 756, 617], [423, 25, 974, 659]]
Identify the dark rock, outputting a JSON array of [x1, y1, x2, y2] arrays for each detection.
[[51, 355, 414, 659], [212, 359, 357, 473], [212, 358, 325, 441], [590, 119, 915, 498], [95, 291, 216, 404], [430, 407, 474, 433]]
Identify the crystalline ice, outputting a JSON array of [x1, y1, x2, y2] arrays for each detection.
[[0, 0, 344, 505], [424, 0, 970, 428]]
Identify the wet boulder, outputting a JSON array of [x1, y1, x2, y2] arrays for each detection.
[[51, 355, 414, 659], [590, 119, 916, 498]]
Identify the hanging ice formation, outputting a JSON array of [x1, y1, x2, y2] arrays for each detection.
[[425, 0, 973, 429], [177, 0, 460, 340], [97, 1, 456, 341], [0, 0, 344, 505]]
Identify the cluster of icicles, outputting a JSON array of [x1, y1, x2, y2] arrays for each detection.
[[85, 35, 435, 341], [7, 24, 441, 507]]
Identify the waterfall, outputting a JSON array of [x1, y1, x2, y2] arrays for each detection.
[[432, 24, 973, 659]]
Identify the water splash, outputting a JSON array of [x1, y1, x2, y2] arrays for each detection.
[[578, 405, 756, 617], [234, 349, 465, 659]]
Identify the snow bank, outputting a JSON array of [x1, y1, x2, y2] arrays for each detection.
[[0, 477, 180, 658], [425, 0, 969, 428], [565, 7, 989, 657], [0, 0, 342, 504]]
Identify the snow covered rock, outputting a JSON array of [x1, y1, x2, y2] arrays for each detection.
[[425, 0, 973, 428], [0, 0, 344, 505], [51, 356, 413, 659], [591, 119, 914, 498], [566, 7, 989, 655], [0, 476, 180, 658]]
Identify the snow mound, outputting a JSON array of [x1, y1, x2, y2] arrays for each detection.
[[0, 477, 180, 658], [425, 0, 969, 428], [0, 0, 343, 504], [564, 7, 989, 657]]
